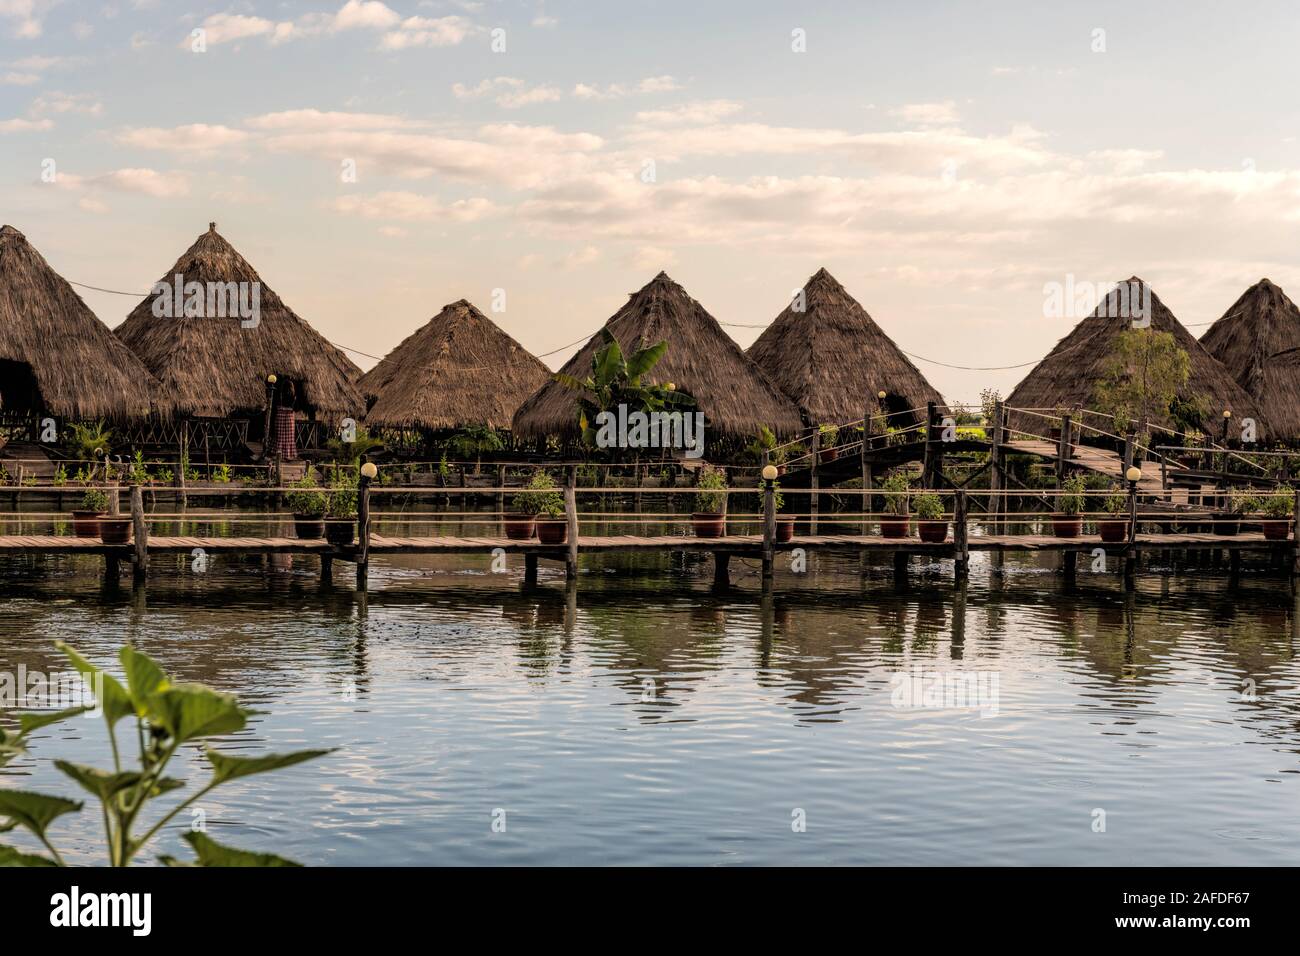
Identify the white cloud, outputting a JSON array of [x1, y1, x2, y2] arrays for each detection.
[[189, 13, 294, 48], [889, 101, 960, 126], [559, 245, 600, 269], [115, 124, 251, 152], [380, 14, 473, 49], [332, 0, 401, 31], [55, 167, 189, 197], [0, 115, 51, 132], [30, 91, 102, 116], [245, 109, 429, 131], [0, 0, 41, 38], [452, 77, 560, 108], [2, 71, 37, 84], [331, 190, 498, 221], [573, 75, 682, 100], [79, 196, 109, 213], [634, 99, 743, 124]]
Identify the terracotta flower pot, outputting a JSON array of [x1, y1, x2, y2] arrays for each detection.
[[504, 514, 536, 540], [819, 447, 839, 463], [776, 518, 795, 543], [880, 515, 910, 539], [536, 519, 567, 545], [293, 513, 325, 539], [692, 512, 726, 538], [324, 519, 355, 547], [1052, 515, 1082, 538], [1261, 519, 1290, 541], [918, 519, 949, 544], [72, 510, 103, 538], [1213, 518, 1241, 536], [1098, 519, 1129, 543], [99, 517, 132, 545]]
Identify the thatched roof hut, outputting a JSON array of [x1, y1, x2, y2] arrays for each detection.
[[115, 224, 363, 421], [747, 267, 944, 425], [1200, 279, 1300, 442], [0, 224, 161, 420], [512, 272, 802, 442], [359, 299, 550, 431], [1006, 277, 1261, 438]]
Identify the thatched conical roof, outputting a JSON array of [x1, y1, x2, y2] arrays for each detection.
[[359, 299, 550, 431], [1200, 279, 1300, 441], [1007, 277, 1262, 438], [115, 224, 363, 421], [747, 267, 944, 425], [512, 272, 802, 440], [0, 224, 162, 420]]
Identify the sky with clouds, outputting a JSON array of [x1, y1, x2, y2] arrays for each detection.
[[4, 0, 1300, 405]]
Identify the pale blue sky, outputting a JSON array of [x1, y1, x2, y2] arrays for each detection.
[[4, 0, 1300, 405]]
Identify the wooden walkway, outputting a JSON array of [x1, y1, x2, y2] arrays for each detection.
[[1001, 439, 1178, 493]]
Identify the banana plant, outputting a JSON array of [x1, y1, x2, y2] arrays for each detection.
[[554, 328, 696, 446], [0, 642, 331, 867]]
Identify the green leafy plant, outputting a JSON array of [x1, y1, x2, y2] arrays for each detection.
[[326, 425, 384, 465], [769, 479, 785, 513], [1227, 489, 1262, 515], [912, 493, 944, 520], [211, 464, 232, 483], [1057, 474, 1088, 516], [818, 423, 839, 446], [79, 488, 109, 512], [64, 421, 112, 466], [1092, 328, 1193, 446], [512, 471, 563, 517], [0, 642, 330, 867], [286, 468, 327, 516], [1102, 486, 1128, 515], [745, 426, 785, 465], [447, 425, 505, 472], [1262, 487, 1294, 519], [881, 472, 910, 515], [694, 465, 727, 513], [326, 471, 358, 518], [52, 466, 67, 487], [554, 328, 697, 448]]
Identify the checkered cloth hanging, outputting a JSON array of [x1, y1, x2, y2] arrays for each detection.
[[273, 406, 298, 460]]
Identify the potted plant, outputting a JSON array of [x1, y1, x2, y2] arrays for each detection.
[[692, 465, 727, 538], [772, 481, 794, 542], [913, 492, 948, 543], [1052, 474, 1087, 538], [98, 487, 133, 545], [535, 495, 568, 545], [324, 474, 358, 546], [286, 469, 327, 539], [510, 472, 560, 540], [1260, 488, 1293, 541], [73, 487, 108, 538], [1217, 489, 1259, 536], [880, 472, 911, 538], [818, 424, 840, 463], [1097, 486, 1130, 543]]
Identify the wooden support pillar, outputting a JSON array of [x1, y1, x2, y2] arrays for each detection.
[[989, 402, 1005, 535], [1062, 548, 1077, 585], [953, 489, 969, 582], [1124, 475, 1139, 590], [105, 480, 120, 582], [861, 406, 872, 534], [1229, 548, 1242, 586], [809, 427, 820, 535], [893, 550, 909, 589], [130, 483, 147, 584], [564, 466, 578, 580], [761, 475, 776, 588], [320, 554, 333, 585], [921, 401, 937, 488], [712, 551, 731, 590], [1056, 414, 1072, 487], [356, 470, 371, 591], [524, 552, 538, 587]]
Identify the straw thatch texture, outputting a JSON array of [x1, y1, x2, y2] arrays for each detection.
[[1200, 279, 1300, 441], [1006, 277, 1261, 438], [359, 299, 550, 430], [747, 267, 944, 425], [115, 224, 363, 421], [0, 224, 161, 420], [512, 272, 802, 440]]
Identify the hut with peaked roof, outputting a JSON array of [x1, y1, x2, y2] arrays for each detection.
[[115, 223, 364, 457], [1006, 276, 1261, 441], [359, 299, 550, 432], [1200, 279, 1300, 443], [0, 224, 162, 424], [511, 272, 802, 446], [747, 267, 945, 427]]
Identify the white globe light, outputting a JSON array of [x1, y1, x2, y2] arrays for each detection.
[[761, 464, 778, 481], [360, 462, 378, 479]]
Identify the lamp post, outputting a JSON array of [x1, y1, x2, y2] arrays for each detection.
[[761, 463, 778, 585], [357, 459, 378, 589], [1125, 464, 1141, 542], [263, 374, 278, 465]]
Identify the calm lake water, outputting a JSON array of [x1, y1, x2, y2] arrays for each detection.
[[1, 524, 1298, 866]]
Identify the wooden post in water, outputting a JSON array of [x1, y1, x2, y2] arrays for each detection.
[[713, 551, 730, 590], [130, 483, 147, 584], [1124, 477, 1139, 590], [564, 466, 578, 580], [921, 401, 937, 488], [988, 402, 1005, 536], [524, 553, 538, 587], [1292, 487, 1300, 581], [861, 406, 873, 534], [104, 479, 120, 582], [761, 474, 776, 588], [1056, 414, 1072, 487], [953, 489, 969, 582], [1062, 548, 1077, 585], [356, 464, 372, 590], [809, 427, 820, 534]]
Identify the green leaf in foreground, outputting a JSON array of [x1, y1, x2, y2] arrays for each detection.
[[17, 706, 91, 735], [0, 843, 58, 867], [0, 790, 83, 839], [54, 761, 144, 802], [205, 747, 334, 786], [160, 831, 301, 867], [119, 645, 170, 715], [144, 684, 247, 744], [55, 641, 133, 726]]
